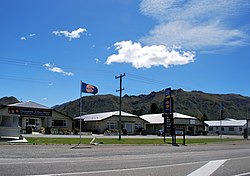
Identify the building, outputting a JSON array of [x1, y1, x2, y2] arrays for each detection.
[[0, 101, 74, 137], [74, 111, 148, 134], [140, 112, 205, 135], [205, 118, 248, 135]]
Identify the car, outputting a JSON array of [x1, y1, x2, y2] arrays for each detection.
[[157, 129, 164, 136]]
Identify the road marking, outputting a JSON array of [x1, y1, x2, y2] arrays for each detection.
[[26, 160, 208, 176], [24, 156, 250, 176], [187, 159, 227, 176], [233, 172, 250, 176]]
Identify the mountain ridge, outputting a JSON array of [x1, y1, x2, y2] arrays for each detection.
[[53, 89, 250, 121], [1, 90, 250, 121]]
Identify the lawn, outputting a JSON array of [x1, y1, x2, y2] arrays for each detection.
[[26, 137, 241, 145]]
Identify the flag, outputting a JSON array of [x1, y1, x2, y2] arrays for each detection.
[[81, 81, 98, 94]]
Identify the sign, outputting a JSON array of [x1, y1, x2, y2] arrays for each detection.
[[163, 87, 176, 143], [164, 97, 173, 114], [8, 108, 52, 117], [165, 88, 171, 98]]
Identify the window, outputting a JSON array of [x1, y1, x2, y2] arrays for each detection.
[[52, 120, 66, 127], [239, 128, 242, 132], [209, 127, 213, 131], [221, 127, 224, 131], [229, 127, 234, 131], [26, 118, 37, 126], [107, 122, 117, 130], [134, 123, 141, 130]]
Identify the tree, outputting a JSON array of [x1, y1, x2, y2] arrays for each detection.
[[201, 113, 208, 122], [150, 103, 159, 114]]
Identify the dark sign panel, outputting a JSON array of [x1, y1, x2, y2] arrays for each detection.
[[164, 97, 173, 114], [8, 108, 52, 116], [165, 88, 171, 98]]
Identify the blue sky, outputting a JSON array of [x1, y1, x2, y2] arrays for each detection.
[[1, 0, 250, 107]]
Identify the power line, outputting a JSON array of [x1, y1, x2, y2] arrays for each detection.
[[0, 75, 50, 84]]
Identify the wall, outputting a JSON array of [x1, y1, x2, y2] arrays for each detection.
[[83, 115, 147, 134], [208, 126, 246, 135], [51, 111, 73, 129]]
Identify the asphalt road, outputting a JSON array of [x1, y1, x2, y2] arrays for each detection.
[[0, 141, 250, 176]]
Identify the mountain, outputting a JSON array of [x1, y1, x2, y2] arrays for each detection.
[[54, 89, 250, 121], [0, 96, 19, 108]]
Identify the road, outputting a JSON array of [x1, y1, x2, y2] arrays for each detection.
[[0, 141, 250, 176], [22, 133, 244, 139]]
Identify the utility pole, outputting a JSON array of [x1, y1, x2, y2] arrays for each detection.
[[220, 102, 224, 142], [115, 73, 125, 140]]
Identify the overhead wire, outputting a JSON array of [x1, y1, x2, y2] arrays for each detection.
[[0, 55, 194, 92], [0, 75, 49, 84]]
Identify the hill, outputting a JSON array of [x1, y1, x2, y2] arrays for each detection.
[[0, 96, 19, 108], [54, 89, 250, 121]]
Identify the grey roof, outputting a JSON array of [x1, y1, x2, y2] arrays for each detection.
[[205, 119, 247, 127], [8, 101, 51, 110], [140, 112, 197, 124], [74, 111, 139, 122]]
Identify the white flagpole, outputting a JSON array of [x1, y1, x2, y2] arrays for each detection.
[[79, 80, 82, 144]]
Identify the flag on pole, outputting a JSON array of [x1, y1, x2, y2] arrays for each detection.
[[81, 81, 98, 94]]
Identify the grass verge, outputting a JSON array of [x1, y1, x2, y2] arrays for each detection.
[[25, 137, 241, 145]]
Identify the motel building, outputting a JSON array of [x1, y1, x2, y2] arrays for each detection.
[[74, 111, 148, 135], [0, 101, 74, 137], [205, 118, 249, 135], [140, 112, 205, 135]]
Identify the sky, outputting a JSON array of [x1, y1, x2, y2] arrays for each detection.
[[1, 0, 250, 107]]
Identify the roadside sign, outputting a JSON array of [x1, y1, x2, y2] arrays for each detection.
[[164, 97, 173, 114], [165, 88, 171, 98], [163, 87, 175, 144]]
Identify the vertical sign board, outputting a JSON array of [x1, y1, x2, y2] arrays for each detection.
[[164, 88, 174, 137]]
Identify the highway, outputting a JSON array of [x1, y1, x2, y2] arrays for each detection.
[[0, 141, 250, 176]]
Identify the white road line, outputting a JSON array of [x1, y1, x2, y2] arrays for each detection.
[[26, 160, 208, 176], [233, 172, 250, 176], [25, 156, 250, 176], [187, 159, 227, 176]]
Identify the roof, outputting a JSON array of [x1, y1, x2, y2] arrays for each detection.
[[205, 119, 247, 127], [140, 112, 197, 124], [74, 111, 139, 121], [8, 101, 51, 110]]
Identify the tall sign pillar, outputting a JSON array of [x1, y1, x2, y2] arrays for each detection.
[[163, 88, 175, 144]]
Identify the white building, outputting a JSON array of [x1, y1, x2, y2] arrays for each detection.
[[74, 111, 148, 134], [205, 118, 247, 135], [140, 112, 205, 135], [0, 101, 74, 137]]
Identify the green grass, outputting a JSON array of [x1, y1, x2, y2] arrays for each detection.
[[25, 137, 241, 145]]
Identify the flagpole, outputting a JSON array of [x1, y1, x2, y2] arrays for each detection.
[[79, 80, 82, 144]]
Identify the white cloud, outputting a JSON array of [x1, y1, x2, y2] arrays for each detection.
[[139, 0, 250, 50], [29, 34, 36, 37], [20, 37, 26, 40], [43, 63, 74, 76], [52, 28, 87, 40], [106, 40, 195, 69], [95, 58, 101, 63], [20, 33, 36, 41]]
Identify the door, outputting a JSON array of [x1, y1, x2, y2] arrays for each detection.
[[125, 123, 133, 133]]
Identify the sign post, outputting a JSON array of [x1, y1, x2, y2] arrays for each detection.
[[163, 88, 175, 144]]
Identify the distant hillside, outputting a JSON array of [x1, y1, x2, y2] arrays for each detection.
[[0, 96, 19, 108], [54, 89, 250, 121]]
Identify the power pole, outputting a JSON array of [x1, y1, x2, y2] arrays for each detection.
[[115, 73, 125, 140]]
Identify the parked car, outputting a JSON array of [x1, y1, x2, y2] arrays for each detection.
[[157, 129, 170, 136], [157, 129, 164, 136]]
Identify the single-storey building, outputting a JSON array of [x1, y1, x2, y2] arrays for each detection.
[[205, 118, 248, 135], [0, 101, 74, 137], [140, 112, 205, 135], [74, 111, 148, 134]]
